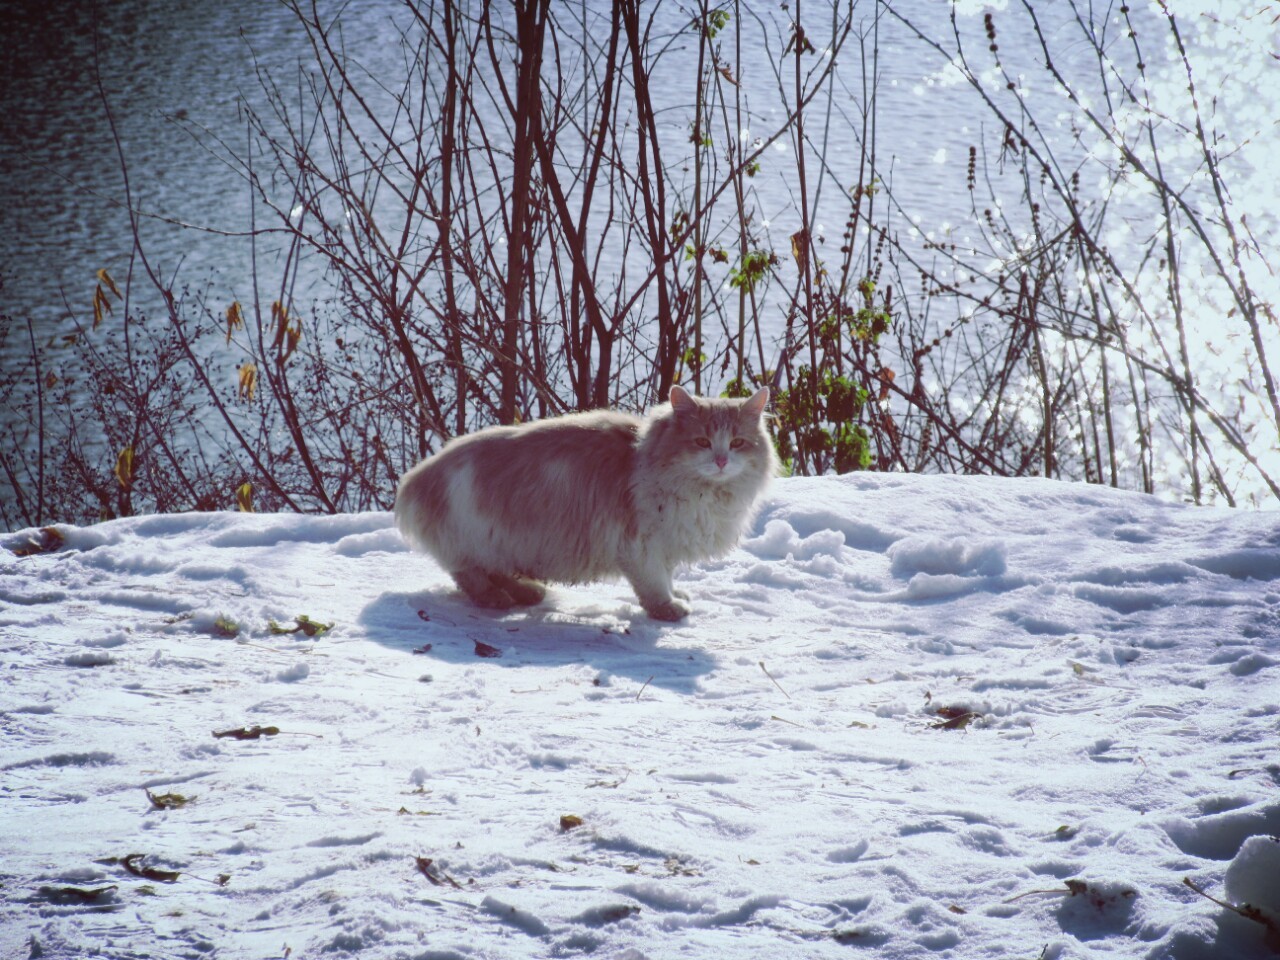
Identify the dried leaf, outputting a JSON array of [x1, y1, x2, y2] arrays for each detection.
[[790, 228, 810, 270], [473, 639, 502, 659], [877, 367, 896, 401], [225, 301, 244, 343], [114, 447, 134, 492], [92, 285, 113, 329], [272, 301, 286, 343], [560, 814, 584, 831], [271, 301, 303, 362], [146, 789, 191, 810], [11, 527, 64, 557], [212, 725, 280, 740], [930, 708, 982, 730], [281, 321, 302, 362], [236, 482, 253, 513], [96, 268, 122, 299], [414, 856, 462, 889], [37, 884, 118, 904], [122, 853, 181, 883], [237, 363, 258, 402]]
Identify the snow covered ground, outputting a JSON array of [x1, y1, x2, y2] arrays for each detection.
[[3, 473, 1279, 960]]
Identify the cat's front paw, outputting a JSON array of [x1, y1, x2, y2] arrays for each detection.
[[644, 596, 692, 622]]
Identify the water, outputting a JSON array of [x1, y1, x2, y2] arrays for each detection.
[[0, 0, 1114, 345]]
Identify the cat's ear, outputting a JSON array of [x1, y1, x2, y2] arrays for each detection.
[[741, 386, 770, 420], [669, 384, 699, 415]]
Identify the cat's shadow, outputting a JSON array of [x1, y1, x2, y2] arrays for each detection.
[[357, 587, 716, 692]]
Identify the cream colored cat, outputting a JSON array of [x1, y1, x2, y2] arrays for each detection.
[[394, 386, 777, 620]]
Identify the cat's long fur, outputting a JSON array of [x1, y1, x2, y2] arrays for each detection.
[[394, 386, 777, 620]]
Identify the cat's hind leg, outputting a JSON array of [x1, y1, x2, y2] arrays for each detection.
[[489, 573, 546, 606], [451, 567, 516, 609]]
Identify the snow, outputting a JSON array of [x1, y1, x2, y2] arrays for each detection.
[[2, 473, 1279, 959], [1226, 836, 1280, 929]]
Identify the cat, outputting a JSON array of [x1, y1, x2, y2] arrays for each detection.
[[394, 385, 778, 621]]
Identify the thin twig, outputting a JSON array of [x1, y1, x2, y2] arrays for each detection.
[[759, 661, 792, 700], [635, 676, 654, 702]]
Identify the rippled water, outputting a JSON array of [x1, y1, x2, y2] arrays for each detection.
[[0, 0, 1119, 346]]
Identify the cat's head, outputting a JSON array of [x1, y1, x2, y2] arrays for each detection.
[[664, 384, 775, 482]]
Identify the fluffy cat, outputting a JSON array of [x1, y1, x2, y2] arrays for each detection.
[[394, 385, 778, 620]]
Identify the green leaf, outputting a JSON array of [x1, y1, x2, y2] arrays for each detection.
[[728, 249, 775, 292], [213, 616, 240, 638], [268, 615, 333, 637]]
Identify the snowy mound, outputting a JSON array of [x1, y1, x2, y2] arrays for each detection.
[[3, 474, 1279, 959], [1225, 836, 1280, 936]]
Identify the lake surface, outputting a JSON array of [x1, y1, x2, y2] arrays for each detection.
[[0, 0, 1161, 347]]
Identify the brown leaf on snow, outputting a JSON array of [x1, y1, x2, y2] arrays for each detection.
[[930, 706, 983, 730], [560, 815, 584, 832], [36, 884, 119, 904], [473, 640, 503, 658], [213, 725, 281, 740], [415, 856, 463, 889], [122, 853, 181, 883], [145, 789, 192, 810], [11, 527, 64, 557]]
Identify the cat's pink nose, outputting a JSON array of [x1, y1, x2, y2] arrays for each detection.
[[715, 454, 728, 469]]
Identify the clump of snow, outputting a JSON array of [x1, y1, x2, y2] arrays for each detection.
[[1225, 835, 1280, 928], [2, 473, 1279, 958], [887, 535, 1007, 578]]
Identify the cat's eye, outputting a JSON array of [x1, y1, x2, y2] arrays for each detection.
[[695, 437, 712, 448], [730, 438, 746, 449]]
